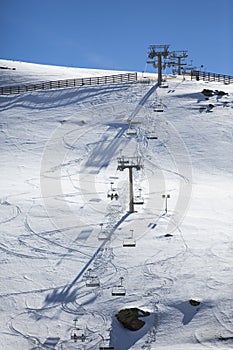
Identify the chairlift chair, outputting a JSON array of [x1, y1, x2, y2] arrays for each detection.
[[98, 223, 110, 241], [107, 182, 119, 200], [112, 277, 126, 296], [146, 131, 158, 140], [126, 123, 137, 136], [123, 237, 136, 247], [154, 103, 164, 112], [99, 338, 114, 350], [133, 195, 144, 205], [107, 189, 119, 200], [160, 80, 169, 88], [133, 189, 144, 205], [123, 229, 136, 247], [98, 229, 110, 241], [152, 98, 164, 112], [111, 285, 126, 296], [71, 328, 86, 342], [86, 275, 100, 287]]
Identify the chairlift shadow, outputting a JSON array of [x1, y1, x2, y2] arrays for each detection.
[[45, 286, 77, 304]]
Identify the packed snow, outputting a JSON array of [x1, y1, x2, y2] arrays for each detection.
[[0, 60, 233, 350]]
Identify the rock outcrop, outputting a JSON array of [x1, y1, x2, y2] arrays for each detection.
[[115, 308, 150, 331]]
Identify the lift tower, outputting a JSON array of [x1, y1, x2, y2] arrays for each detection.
[[168, 50, 188, 75], [147, 45, 170, 85], [117, 156, 143, 213]]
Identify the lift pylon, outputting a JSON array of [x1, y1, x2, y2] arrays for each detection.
[[117, 156, 143, 213], [167, 50, 188, 75], [147, 44, 170, 85]]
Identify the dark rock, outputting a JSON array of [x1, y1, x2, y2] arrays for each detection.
[[202, 89, 214, 97], [201, 89, 228, 97], [0, 66, 16, 70], [115, 308, 150, 331], [164, 233, 173, 237], [215, 90, 228, 96], [219, 335, 233, 341], [206, 104, 215, 112], [189, 299, 200, 306]]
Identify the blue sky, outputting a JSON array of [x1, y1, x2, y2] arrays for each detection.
[[1, 0, 232, 75]]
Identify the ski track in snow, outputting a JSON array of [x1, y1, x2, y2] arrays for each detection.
[[1, 62, 233, 349]]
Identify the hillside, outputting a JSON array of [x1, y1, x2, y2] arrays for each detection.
[[0, 60, 233, 350]]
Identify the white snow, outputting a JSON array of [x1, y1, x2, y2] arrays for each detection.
[[0, 59, 233, 350], [0, 59, 138, 86]]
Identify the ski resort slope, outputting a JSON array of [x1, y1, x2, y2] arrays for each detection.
[[0, 60, 233, 350]]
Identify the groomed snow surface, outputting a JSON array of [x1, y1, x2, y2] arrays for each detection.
[[0, 60, 233, 350]]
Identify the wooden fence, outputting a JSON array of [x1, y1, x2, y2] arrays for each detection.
[[191, 70, 233, 84], [0, 72, 137, 95]]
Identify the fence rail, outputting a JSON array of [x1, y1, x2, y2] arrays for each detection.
[[191, 70, 233, 84], [0, 72, 138, 95]]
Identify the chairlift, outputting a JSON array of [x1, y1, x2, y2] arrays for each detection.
[[71, 319, 86, 342], [123, 229, 136, 247], [98, 223, 110, 241], [126, 122, 137, 136], [146, 131, 158, 140], [112, 277, 126, 296], [85, 269, 100, 287], [86, 276, 100, 287], [71, 329, 86, 342], [99, 338, 114, 350], [133, 189, 144, 205], [160, 80, 169, 88], [107, 182, 119, 200], [133, 195, 144, 204], [98, 230, 110, 241], [152, 98, 164, 112], [154, 102, 164, 112]]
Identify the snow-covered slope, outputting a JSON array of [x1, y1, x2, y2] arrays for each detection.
[[0, 60, 233, 350], [0, 59, 139, 86]]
